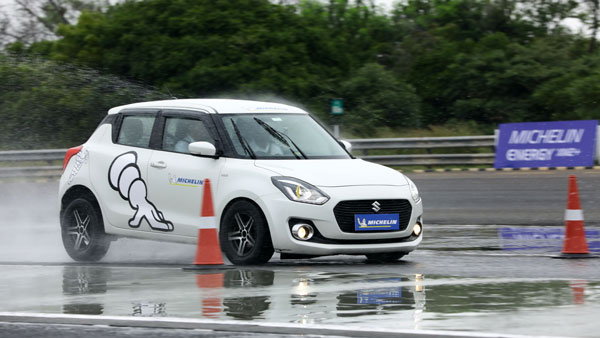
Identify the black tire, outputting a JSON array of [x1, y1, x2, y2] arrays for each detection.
[[365, 252, 406, 263], [61, 198, 110, 262], [219, 200, 274, 265]]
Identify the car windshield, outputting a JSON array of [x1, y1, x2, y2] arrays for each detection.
[[219, 114, 351, 159]]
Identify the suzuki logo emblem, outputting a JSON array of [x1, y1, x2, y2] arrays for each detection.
[[372, 201, 381, 212]]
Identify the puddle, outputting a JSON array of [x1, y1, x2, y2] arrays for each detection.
[[0, 265, 599, 336]]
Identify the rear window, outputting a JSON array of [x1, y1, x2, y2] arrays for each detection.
[[117, 115, 155, 148]]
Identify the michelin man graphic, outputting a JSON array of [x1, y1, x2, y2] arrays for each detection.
[[357, 217, 368, 228], [67, 147, 89, 185], [108, 152, 174, 231]]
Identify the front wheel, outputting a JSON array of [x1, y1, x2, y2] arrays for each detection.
[[365, 252, 406, 263], [61, 198, 110, 261], [219, 200, 274, 265]]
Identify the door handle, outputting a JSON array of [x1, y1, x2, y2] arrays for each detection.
[[150, 161, 167, 169]]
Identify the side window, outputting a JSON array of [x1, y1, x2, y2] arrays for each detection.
[[162, 117, 214, 153], [117, 115, 155, 148]]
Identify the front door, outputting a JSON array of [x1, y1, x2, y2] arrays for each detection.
[[146, 114, 225, 238]]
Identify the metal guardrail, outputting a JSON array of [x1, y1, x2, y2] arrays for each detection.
[[0, 149, 67, 162], [0, 166, 63, 178], [350, 135, 495, 167], [0, 149, 66, 178], [0, 135, 496, 177], [363, 153, 495, 166], [350, 135, 495, 152]]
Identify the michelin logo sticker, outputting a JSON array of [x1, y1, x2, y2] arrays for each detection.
[[168, 173, 203, 187], [108, 152, 174, 231], [67, 147, 89, 185], [355, 213, 400, 231]]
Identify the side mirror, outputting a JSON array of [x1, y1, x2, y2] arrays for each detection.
[[340, 140, 352, 152], [188, 141, 217, 157]]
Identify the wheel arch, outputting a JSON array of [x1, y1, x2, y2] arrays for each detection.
[[60, 185, 102, 221], [219, 197, 269, 231], [60, 186, 112, 261]]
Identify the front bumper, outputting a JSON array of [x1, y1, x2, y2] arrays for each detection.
[[257, 185, 423, 256]]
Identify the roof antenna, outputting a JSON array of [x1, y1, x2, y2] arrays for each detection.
[[165, 86, 177, 99]]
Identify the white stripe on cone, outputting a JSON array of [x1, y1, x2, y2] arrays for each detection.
[[564, 209, 584, 221]]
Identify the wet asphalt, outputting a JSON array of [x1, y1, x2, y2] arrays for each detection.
[[1, 170, 600, 337], [0, 322, 339, 338], [409, 169, 600, 226]]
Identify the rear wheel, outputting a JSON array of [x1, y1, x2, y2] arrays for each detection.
[[61, 198, 110, 261], [365, 252, 406, 263], [219, 200, 274, 265]]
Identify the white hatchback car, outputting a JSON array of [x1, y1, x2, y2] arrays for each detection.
[[59, 99, 423, 265]]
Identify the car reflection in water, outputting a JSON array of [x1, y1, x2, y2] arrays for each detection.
[[337, 278, 415, 317], [23, 264, 592, 335], [60, 266, 426, 324], [221, 269, 275, 320], [62, 266, 109, 315]]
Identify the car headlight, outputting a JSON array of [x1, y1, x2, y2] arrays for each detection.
[[271, 176, 330, 205], [406, 177, 421, 203]]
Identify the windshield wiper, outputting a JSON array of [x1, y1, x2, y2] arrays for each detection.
[[230, 119, 256, 159], [253, 117, 307, 159]]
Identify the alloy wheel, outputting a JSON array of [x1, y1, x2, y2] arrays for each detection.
[[67, 208, 92, 251], [228, 212, 256, 256]]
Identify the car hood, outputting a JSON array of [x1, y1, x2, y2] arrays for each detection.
[[254, 159, 408, 187]]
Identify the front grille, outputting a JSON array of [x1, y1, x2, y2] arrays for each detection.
[[333, 199, 412, 233]]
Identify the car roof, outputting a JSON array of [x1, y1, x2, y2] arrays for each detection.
[[108, 99, 308, 115]]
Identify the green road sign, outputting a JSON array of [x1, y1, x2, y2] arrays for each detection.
[[331, 98, 343, 115]]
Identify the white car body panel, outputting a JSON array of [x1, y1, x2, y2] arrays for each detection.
[[254, 159, 408, 187], [258, 185, 422, 255], [107, 99, 307, 115], [146, 150, 226, 238]]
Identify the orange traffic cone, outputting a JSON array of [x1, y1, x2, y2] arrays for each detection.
[[556, 175, 595, 259], [196, 272, 224, 288], [201, 178, 215, 218], [196, 273, 225, 318], [570, 280, 587, 305], [193, 179, 224, 265]]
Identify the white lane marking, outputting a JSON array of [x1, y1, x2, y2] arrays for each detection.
[[0, 312, 537, 338]]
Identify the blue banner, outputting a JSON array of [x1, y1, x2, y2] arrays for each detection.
[[494, 120, 597, 168], [355, 213, 400, 231], [357, 288, 403, 304], [499, 227, 600, 252]]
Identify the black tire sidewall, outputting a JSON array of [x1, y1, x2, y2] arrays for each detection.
[[219, 200, 273, 265], [61, 198, 109, 262]]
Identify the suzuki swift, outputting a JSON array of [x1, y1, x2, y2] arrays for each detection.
[[59, 99, 423, 265]]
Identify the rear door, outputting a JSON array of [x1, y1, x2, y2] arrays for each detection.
[[90, 110, 159, 232], [146, 110, 226, 238]]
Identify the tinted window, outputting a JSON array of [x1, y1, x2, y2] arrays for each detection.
[[162, 117, 213, 153], [117, 115, 155, 148]]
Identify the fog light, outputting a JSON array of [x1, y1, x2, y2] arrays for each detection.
[[412, 222, 422, 236], [292, 223, 314, 241]]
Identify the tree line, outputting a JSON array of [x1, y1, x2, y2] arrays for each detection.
[[1, 0, 600, 149]]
